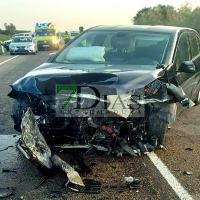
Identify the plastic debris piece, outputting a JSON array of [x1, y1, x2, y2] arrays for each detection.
[[67, 179, 101, 193], [124, 176, 141, 190], [83, 179, 101, 194], [159, 145, 167, 151], [51, 154, 84, 190], [183, 171, 193, 175], [185, 148, 193, 151], [0, 187, 13, 198], [124, 176, 134, 183], [2, 169, 17, 173], [124, 177, 141, 184]]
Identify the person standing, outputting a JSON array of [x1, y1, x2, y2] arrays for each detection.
[[63, 31, 70, 44], [79, 26, 84, 33]]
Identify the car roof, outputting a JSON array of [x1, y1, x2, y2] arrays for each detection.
[[14, 36, 32, 38], [14, 32, 32, 35], [87, 25, 196, 34]]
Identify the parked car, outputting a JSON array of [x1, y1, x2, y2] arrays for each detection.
[[3, 40, 12, 51], [3, 32, 33, 51], [9, 36, 38, 55], [69, 31, 79, 40], [8, 25, 200, 173]]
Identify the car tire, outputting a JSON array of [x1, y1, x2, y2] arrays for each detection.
[[10, 52, 14, 55], [194, 91, 200, 106], [147, 117, 168, 146]]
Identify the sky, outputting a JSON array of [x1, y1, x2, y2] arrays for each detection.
[[1, 0, 200, 32]]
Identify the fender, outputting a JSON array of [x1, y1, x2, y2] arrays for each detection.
[[148, 102, 177, 128]]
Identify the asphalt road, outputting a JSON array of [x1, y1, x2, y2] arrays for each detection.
[[0, 51, 199, 200]]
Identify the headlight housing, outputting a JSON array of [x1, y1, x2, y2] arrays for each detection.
[[52, 39, 58, 44]]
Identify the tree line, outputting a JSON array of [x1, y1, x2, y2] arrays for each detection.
[[0, 23, 30, 36], [1, 2, 200, 36], [132, 2, 200, 33]]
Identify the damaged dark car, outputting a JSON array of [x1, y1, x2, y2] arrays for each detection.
[[7, 25, 200, 190]]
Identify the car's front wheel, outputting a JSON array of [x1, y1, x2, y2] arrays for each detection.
[[147, 117, 168, 146], [10, 52, 14, 55]]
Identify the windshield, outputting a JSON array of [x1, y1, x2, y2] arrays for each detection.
[[55, 30, 170, 66], [35, 29, 55, 36], [12, 37, 32, 42]]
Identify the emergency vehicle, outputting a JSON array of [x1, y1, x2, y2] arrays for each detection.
[[34, 22, 59, 50]]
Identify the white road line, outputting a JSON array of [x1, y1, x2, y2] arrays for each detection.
[[147, 152, 194, 200], [0, 55, 19, 66]]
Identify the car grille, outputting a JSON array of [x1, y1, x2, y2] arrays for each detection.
[[37, 40, 51, 44], [16, 46, 26, 49]]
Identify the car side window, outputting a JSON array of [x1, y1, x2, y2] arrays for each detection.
[[174, 33, 191, 70], [188, 32, 200, 58]]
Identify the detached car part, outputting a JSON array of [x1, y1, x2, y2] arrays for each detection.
[[18, 108, 84, 189]]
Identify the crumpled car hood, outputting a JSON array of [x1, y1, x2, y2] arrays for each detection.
[[8, 63, 163, 97]]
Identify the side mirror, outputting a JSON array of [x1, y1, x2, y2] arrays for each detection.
[[177, 61, 195, 73]]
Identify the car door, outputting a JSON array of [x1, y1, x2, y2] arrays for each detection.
[[187, 32, 200, 100], [173, 31, 200, 98]]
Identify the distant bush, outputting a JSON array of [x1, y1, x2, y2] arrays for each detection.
[[0, 34, 10, 42]]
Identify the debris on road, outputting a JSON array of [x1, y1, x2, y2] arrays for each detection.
[[2, 169, 17, 173], [185, 148, 193, 151], [124, 176, 141, 189], [183, 171, 193, 175]]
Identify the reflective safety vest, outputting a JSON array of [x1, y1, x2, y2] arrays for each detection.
[[81, 39, 86, 46], [64, 33, 70, 39]]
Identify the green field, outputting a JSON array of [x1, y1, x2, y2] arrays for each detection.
[[0, 34, 10, 55]]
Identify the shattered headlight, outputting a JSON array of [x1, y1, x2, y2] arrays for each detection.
[[144, 79, 167, 98]]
